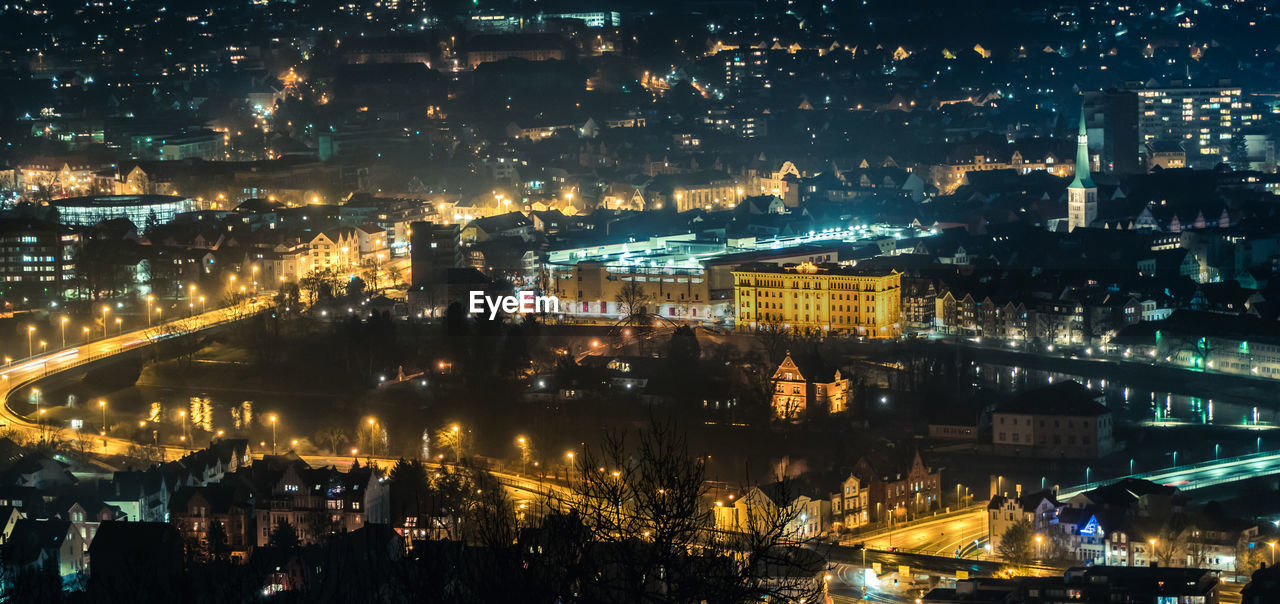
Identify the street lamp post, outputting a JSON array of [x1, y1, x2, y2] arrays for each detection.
[[179, 410, 187, 443], [114, 317, 121, 335], [38, 340, 46, 355], [199, 295, 206, 314], [1269, 541, 1276, 565], [60, 316, 68, 349], [146, 295, 154, 326], [269, 415, 278, 455], [451, 424, 462, 463], [516, 436, 530, 474], [101, 305, 110, 338], [82, 326, 90, 344], [98, 399, 107, 433], [26, 325, 35, 357]]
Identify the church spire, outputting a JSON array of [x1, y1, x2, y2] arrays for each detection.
[[1069, 107, 1095, 190]]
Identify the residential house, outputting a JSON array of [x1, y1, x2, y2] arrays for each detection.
[[854, 450, 941, 522], [769, 351, 850, 419], [2, 519, 86, 583], [990, 381, 1115, 459]]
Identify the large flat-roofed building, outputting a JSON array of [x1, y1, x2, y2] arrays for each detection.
[[547, 260, 717, 321], [464, 34, 567, 70], [731, 262, 902, 338], [540, 226, 925, 323], [51, 194, 194, 227]]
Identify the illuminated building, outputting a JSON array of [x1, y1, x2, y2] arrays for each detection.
[[1068, 111, 1098, 232], [1130, 85, 1258, 167], [770, 351, 849, 419], [929, 143, 1073, 195], [0, 218, 80, 293], [732, 262, 902, 338], [854, 450, 940, 521], [50, 195, 194, 227], [547, 260, 715, 320], [304, 226, 388, 276]]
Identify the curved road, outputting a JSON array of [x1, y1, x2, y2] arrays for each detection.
[[0, 301, 569, 504], [1, 298, 273, 454], [856, 449, 1280, 561]]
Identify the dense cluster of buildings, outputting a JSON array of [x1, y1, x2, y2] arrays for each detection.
[[713, 449, 941, 538], [0, 438, 389, 589], [987, 477, 1257, 573]]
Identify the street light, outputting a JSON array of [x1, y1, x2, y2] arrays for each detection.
[[269, 414, 278, 454], [60, 316, 68, 348], [1269, 541, 1277, 565], [179, 410, 187, 443], [146, 295, 154, 326], [82, 326, 90, 344], [98, 399, 107, 433], [38, 340, 46, 355], [450, 424, 462, 462], [26, 325, 35, 357], [114, 317, 122, 334], [199, 295, 206, 314], [365, 417, 379, 456], [516, 435, 530, 474], [101, 305, 110, 338]]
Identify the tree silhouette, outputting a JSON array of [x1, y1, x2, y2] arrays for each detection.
[[614, 280, 653, 324], [998, 520, 1036, 568], [268, 519, 300, 551], [206, 520, 230, 562]]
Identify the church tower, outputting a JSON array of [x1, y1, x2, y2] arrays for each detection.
[[1067, 108, 1098, 232]]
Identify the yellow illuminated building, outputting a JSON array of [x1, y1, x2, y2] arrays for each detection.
[[732, 262, 902, 338]]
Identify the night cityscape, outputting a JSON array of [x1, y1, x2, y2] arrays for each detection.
[[1, 0, 1280, 602]]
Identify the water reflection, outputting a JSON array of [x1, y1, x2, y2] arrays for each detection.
[[968, 361, 1269, 430]]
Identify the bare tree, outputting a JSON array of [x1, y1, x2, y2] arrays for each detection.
[[550, 417, 826, 603], [997, 520, 1035, 568], [614, 280, 653, 324], [754, 316, 794, 364], [315, 423, 349, 455]]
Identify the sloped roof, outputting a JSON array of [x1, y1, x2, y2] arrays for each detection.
[[5, 519, 72, 566], [993, 381, 1108, 417]]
